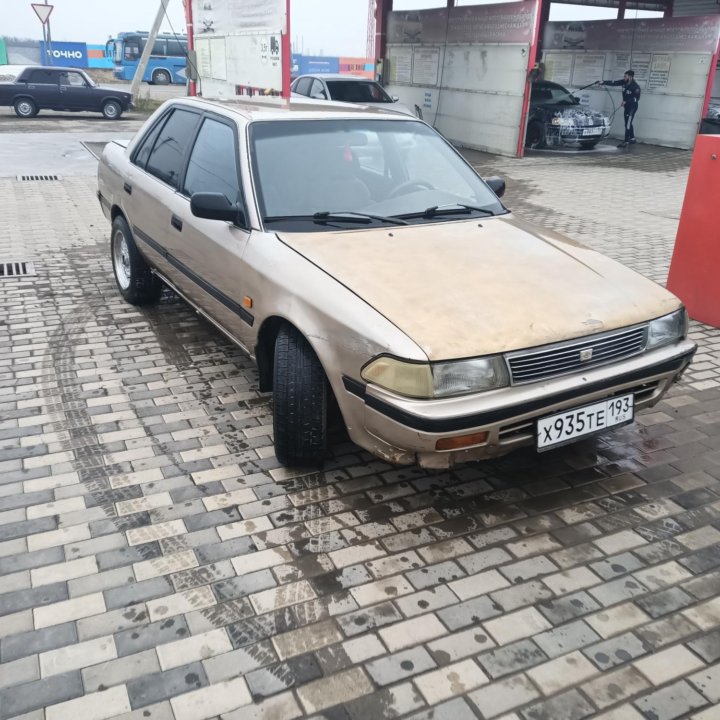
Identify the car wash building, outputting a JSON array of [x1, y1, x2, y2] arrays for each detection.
[[372, 0, 720, 157]]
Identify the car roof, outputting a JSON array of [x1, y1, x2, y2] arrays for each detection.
[[168, 96, 413, 121], [295, 74, 376, 82], [16, 65, 88, 72]]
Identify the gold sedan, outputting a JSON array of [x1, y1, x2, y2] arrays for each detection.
[[97, 97, 695, 468]]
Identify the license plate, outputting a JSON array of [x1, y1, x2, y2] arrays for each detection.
[[537, 394, 634, 450], [583, 128, 602, 136]]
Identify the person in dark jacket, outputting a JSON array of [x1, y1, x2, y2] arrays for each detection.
[[597, 70, 641, 148]]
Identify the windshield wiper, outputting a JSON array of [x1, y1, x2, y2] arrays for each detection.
[[313, 211, 408, 226], [263, 211, 408, 226], [395, 203, 496, 220]]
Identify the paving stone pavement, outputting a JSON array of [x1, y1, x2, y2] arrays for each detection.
[[1, 136, 720, 720]]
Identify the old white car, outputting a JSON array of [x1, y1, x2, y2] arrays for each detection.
[[97, 97, 695, 468]]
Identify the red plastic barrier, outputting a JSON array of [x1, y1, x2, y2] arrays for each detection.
[[667, 133, 720, 328]]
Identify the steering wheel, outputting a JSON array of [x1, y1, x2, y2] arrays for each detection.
[[389, 180, 434, 198]]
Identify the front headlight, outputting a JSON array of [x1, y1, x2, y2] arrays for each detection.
[[361, 356, 509, 399], [646, 309, 689, 350]]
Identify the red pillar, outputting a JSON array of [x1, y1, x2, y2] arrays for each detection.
[[537, 0, 551, 54], [282, 0, 291, 98], [664, 0, 673, 18], [617, 0, 626, 19], [375, 0, 393, 65]]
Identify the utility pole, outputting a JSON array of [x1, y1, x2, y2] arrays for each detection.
[[130, 0, 167, 99], [44, 0, 53, 64]]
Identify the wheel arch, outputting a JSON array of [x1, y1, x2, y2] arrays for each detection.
[[255, 315, 292, 392], [110, 204, 127, 223], [255, 315, 335, 395]]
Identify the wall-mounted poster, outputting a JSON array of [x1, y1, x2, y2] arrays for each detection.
[[389, 47, 413, 84], [629, 53, 651, 86], [544, 52, 573, 85], [648, 53, 671, 90], [192, 0, 285, 35], [412, 48, 440, 86], [572, 54, 606, 86]]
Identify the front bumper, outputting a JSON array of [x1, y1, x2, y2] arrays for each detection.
[[340, 340, 696, 468], [547, 124, 611, 145]]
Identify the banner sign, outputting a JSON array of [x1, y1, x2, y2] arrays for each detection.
[[543, 16, 720, 54], [388, 2, 536, 45], [40, 41, 88, 67], [192, 0, 285, 35]]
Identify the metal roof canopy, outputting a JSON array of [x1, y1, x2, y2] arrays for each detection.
[[551, 0, 670, 12]]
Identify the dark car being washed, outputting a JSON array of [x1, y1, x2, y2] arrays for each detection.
[[526, 80, 610, 149], [0, 66, 133, 120]]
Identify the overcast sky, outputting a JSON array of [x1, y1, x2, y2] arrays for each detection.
[[3, 0, 660, 54]]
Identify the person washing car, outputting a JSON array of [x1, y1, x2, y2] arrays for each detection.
[[596, 70, 641, 148]]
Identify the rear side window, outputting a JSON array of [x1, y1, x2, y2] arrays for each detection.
[[133, 113, 171, 169], [295, 77, 312, 96], [27, 69, 57, 84], [145, 108, 200, 188], [183, 118, 241, 203], [310, 79, 327, 99]]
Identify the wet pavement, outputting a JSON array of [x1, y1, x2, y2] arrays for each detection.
[[1, 120, 720, 720]]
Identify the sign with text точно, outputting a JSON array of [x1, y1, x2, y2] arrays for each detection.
[[31, 3, 53, 24]]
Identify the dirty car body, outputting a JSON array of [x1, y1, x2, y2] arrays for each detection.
[[97, 98, 695, 469], [526, 80, 610, 149]]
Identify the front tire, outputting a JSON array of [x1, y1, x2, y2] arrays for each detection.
[[273, 324, 327, 467], [111, 215, 162, 305], [152, 69, 171, 85], [102, 100, 122, 120], [14, 98, 38, 118]]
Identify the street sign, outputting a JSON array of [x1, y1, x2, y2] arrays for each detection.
[[31, 3, 54, 24]]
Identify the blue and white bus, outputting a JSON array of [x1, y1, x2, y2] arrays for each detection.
[[106, 32, 188, 85]]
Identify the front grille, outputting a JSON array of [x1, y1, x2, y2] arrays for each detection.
[[507, 325, 647, 384]]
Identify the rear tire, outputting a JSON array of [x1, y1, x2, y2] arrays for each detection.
[[273, 324, 327, 467], [102, 100, 122, 120], [152, 69, 171, 85], [14, 98, 38, 118], [111, 215, 162, 305], [525, 121, 546, 149]]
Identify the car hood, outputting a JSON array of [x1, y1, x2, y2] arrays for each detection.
[[277, 216, 680, 360], [534, 104, 609, 125], [96, 85, 131, 96]]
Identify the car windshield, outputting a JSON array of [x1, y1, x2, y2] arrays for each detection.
[[533, 84, 578, 105], [249, 119, 505, 232], [326, 80, 394, 104]]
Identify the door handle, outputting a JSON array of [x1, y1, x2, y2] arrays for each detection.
[[123, 182, 132, 195], [170, 214, 183, 231]]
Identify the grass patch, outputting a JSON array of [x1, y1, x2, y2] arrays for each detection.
[[132, 96, 163, 114]]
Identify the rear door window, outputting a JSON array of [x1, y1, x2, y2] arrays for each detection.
[[133, 113, 171, 169], [310, 79, 327, 99], [294, 77, 312, 96], [27, 69, 58, 84], [183, 117, 242, 204], [144, 108, 200, 187]]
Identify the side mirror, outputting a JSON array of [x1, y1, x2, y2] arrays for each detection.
[[190, 192, 242, 224], [392, 95, 399, 102], [485, 176, 505, 199]]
